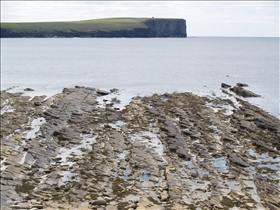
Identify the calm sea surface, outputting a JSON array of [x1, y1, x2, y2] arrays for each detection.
[[1, 37, 279, 117]]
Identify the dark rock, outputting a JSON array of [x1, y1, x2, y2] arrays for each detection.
[[106, 107, 118, 112], [254, 118, 277, 132], [50, 104, 59, 108], [181, 129, 196, 136], [208, 145, 219, 151], [209, 198, 223, 209], [43, 110, 60, 119], [90, 199, 107, 205], [53, 127, 81, 141], [64, 184, 71, 192], [228, 154, 249, 167], [110, 88, 119, 93], [160, 126, 170, 133], [31, 205, 43, 209], [72, 112, 83, 116], [252, 140, 278, 153], [236, 83, 248, 87], [230, 86, 260, 97], [22, 144, 29, 151], [85, 87, 96, 91], [177, 146, 191, 160], [239, 120, 255, 132], [222, 135, 237, 142], [24, 88, 34, 91], [31, 95, 47, 103], [62, 88, 71, 93], [179, 121, 190, 128], [34, 102, 41, 106], [97, 89, 110, 96], [221, 83, 231, 88], [276, 132, 280, 141], [3, 177, 13, 180]]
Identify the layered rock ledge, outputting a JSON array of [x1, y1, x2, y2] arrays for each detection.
[[1, 86, 279, 209]]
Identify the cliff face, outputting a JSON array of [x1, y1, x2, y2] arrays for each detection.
[[0, 28, 152, 38], [0, 18, 187, 38], [145, 19, 186, 37]]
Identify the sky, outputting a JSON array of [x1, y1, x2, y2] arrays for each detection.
[[1, 1, 279, 37]]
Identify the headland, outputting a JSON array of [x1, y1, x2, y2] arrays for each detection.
[[0, 18, 187, 38]]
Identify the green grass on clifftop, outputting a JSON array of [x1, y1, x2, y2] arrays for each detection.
[[1, 18, 152, 31]]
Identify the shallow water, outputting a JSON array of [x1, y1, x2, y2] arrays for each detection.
[[1, 37, 279, 117]]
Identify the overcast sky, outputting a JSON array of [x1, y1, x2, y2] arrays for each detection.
[[1, 1, 279, 37]]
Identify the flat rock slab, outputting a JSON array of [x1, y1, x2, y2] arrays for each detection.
[[0, 86, 279, 210], [96, 89, 110, 95], [228, 154, 249, 167]]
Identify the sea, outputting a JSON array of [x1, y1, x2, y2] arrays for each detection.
[[1, 37, 279, 118]]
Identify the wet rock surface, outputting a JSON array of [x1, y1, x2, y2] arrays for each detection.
[[230, 85, 261, 98], [1, 86, 280, 209]]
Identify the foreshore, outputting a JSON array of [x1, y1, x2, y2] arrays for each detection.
[[1, 85, 279, 209]]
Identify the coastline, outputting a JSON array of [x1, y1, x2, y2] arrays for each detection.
[[1, 86, 279, 209]]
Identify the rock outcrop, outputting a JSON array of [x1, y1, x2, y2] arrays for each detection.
[[221, 82, 261, 97], [1, 86, 279, 209]]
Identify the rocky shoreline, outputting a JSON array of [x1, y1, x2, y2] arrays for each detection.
[[1, 85, 279, 210]]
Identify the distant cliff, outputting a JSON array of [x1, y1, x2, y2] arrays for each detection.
[[145, 19, 186, 37], [0, 18, 187, 38]]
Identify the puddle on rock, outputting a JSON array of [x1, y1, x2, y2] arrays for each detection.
[[206, 100, 235, 116], [0, 158, 8, 173], [56, 148, 84, 167], [243, 180, 261, 203], [61, 171, 77, 182], [117, 150, 130, 160], [109, 120, 126, 131], [226, 180, 241, 191], [123, 169, 131, 181], [56, 134, 96, 166], [113, 172, 118, 179], [19, 152, 28, 164], [139, 169, 149, 181], [21, 140, 27, 147], [213, 157, 229, 173], [0, 105, 16, 115], [174, 169, 210, 191], [124, 194, 141, 203], [130, 131, 165, 158], [257, 163, 280, 171], [247, 149, 280, 177], [185, 160, 195, 169], [198, 89, 241, 116], [96, 89, 131, 110], [25, 117, 46, 139], [80, 134, 97, 150]]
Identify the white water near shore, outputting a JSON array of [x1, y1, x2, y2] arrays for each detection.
[[1, 37, 279, 118]]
